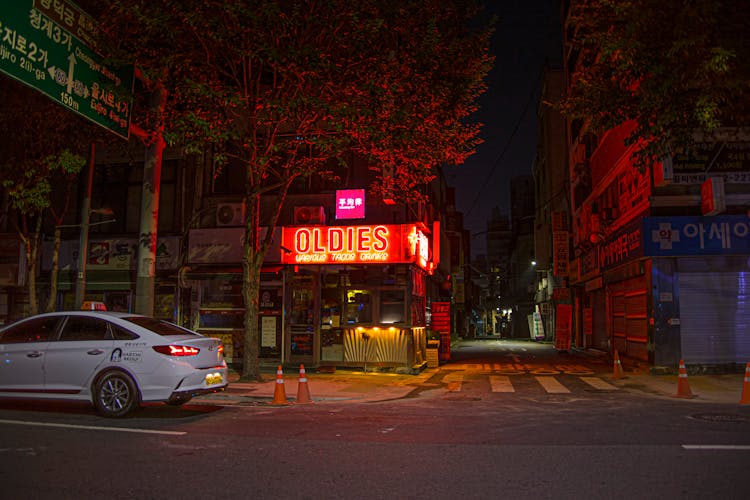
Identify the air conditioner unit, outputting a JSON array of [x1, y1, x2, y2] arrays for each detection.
[[216, 202, 245, 227], [294, 206, 326, 225]]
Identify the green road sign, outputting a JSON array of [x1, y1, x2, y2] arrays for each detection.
[[0, 0, 132, 139]]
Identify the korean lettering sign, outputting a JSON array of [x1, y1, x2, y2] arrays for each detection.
[[552, 231, 569, 277], [643, 216, 750, 256], [0, 0, 132, 139], [335, 189, 365, 219], [598, 221, 643, 271]]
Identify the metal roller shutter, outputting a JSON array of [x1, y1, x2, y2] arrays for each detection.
[[610, 276, 648, 361], [679, 272, 750, 364]]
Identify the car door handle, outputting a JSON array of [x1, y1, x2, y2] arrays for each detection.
[[26, 351, 43, 358], [87, 349, 105, 355]]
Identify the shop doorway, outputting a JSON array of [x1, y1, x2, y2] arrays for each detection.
[[287, 272, 318, 365]]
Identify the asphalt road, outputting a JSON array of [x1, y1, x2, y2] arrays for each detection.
[[1, 340, 749, 499]]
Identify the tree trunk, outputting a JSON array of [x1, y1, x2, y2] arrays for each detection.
[[45, 225, 62, 312], [240, 191, 263, 381], [24, 216, 42, 316]]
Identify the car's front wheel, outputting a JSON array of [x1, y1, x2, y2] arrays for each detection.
[[93, 371, 139, 418]]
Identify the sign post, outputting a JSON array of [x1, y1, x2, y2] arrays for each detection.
[[0, 0, 132, 138]]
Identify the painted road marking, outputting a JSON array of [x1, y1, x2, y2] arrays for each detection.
[[0, 419, 186, 436], [489, 375, 515, 393], [448, 363, 595, 376], [580, 377, 618, 390], [443, 372, 463, 392], [535, 376, 571, 394], [682, 445, 750, 450]]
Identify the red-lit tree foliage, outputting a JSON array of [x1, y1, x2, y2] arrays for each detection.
[[93, 0, 491, 380], [562, 0, 750, 166], [0, 78, 101, 314]]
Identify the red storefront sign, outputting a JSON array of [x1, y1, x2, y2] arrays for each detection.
[[280, 224, 435, 273], [431, 301, 451, 361]]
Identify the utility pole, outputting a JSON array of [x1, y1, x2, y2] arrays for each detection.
[[74, 143, 96, 309]]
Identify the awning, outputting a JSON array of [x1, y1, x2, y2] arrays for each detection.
[[56, 270, 133, 291], [182, 266, 284, 281]]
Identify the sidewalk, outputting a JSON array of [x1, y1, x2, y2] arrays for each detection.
[[192, 367, 436, 406], [191, 358, 748, 406], [608, 370, 746, 404], [570, 347, 747, 404]]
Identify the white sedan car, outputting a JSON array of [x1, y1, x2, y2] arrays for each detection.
[[0, 311, 228, 417]]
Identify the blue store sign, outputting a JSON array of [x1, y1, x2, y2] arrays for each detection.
[[643, 216, 750, 256]]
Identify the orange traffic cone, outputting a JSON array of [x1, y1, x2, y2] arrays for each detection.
[[296, 364, 313, 404], [740, 363, 750, 405], [674, 359, 695, 398], [613, 350, 626, 380], [271, 365, 288, 405]]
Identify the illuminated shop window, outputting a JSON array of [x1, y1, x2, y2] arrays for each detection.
[[346, 290, 372, 324]]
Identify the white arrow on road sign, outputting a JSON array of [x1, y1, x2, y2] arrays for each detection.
[[66, 53, 77, 94]]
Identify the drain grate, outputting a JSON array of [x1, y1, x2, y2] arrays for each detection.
[[690, 413, 750, 424]]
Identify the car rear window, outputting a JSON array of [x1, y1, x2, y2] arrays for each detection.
[[123, 317, 202, 337]]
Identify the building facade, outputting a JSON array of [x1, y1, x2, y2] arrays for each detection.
[[562, 2, 750, 371], [3, 144, 466, 373], [532, 65, 569, 343]]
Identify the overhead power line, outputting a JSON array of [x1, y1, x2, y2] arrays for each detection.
[[466, 69, 543, 219]]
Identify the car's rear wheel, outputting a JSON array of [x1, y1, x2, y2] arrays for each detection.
[[93, 371, 139, 418]]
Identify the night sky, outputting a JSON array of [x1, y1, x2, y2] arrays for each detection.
[[444, 0, 562, 255]]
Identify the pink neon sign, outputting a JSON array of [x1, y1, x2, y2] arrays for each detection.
[[335, 189, 365, 219]]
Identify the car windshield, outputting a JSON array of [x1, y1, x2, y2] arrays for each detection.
[[123, 317, 202, 337]]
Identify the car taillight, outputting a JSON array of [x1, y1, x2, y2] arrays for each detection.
[[153, 345, 200, 357], [218, 344, 224, 354]]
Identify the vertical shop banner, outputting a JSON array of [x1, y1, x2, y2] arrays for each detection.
[[552, 231, 569, 277], [551, 211, 568, 232], [554, 303, 573, 351], [431, 301, 451, 361]]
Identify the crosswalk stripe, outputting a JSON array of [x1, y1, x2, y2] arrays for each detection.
[[438, 372, 619, 395], [535, 376, 571, 393], [580, 377, 618, 390], [443, 372, 463, 392], [489, 375, 515, 393]]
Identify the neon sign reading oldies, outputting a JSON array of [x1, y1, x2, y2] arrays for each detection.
[[281, 224, 434, 271]]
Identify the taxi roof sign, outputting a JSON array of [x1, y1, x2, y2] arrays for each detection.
[[81, 301, 107, 311]]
